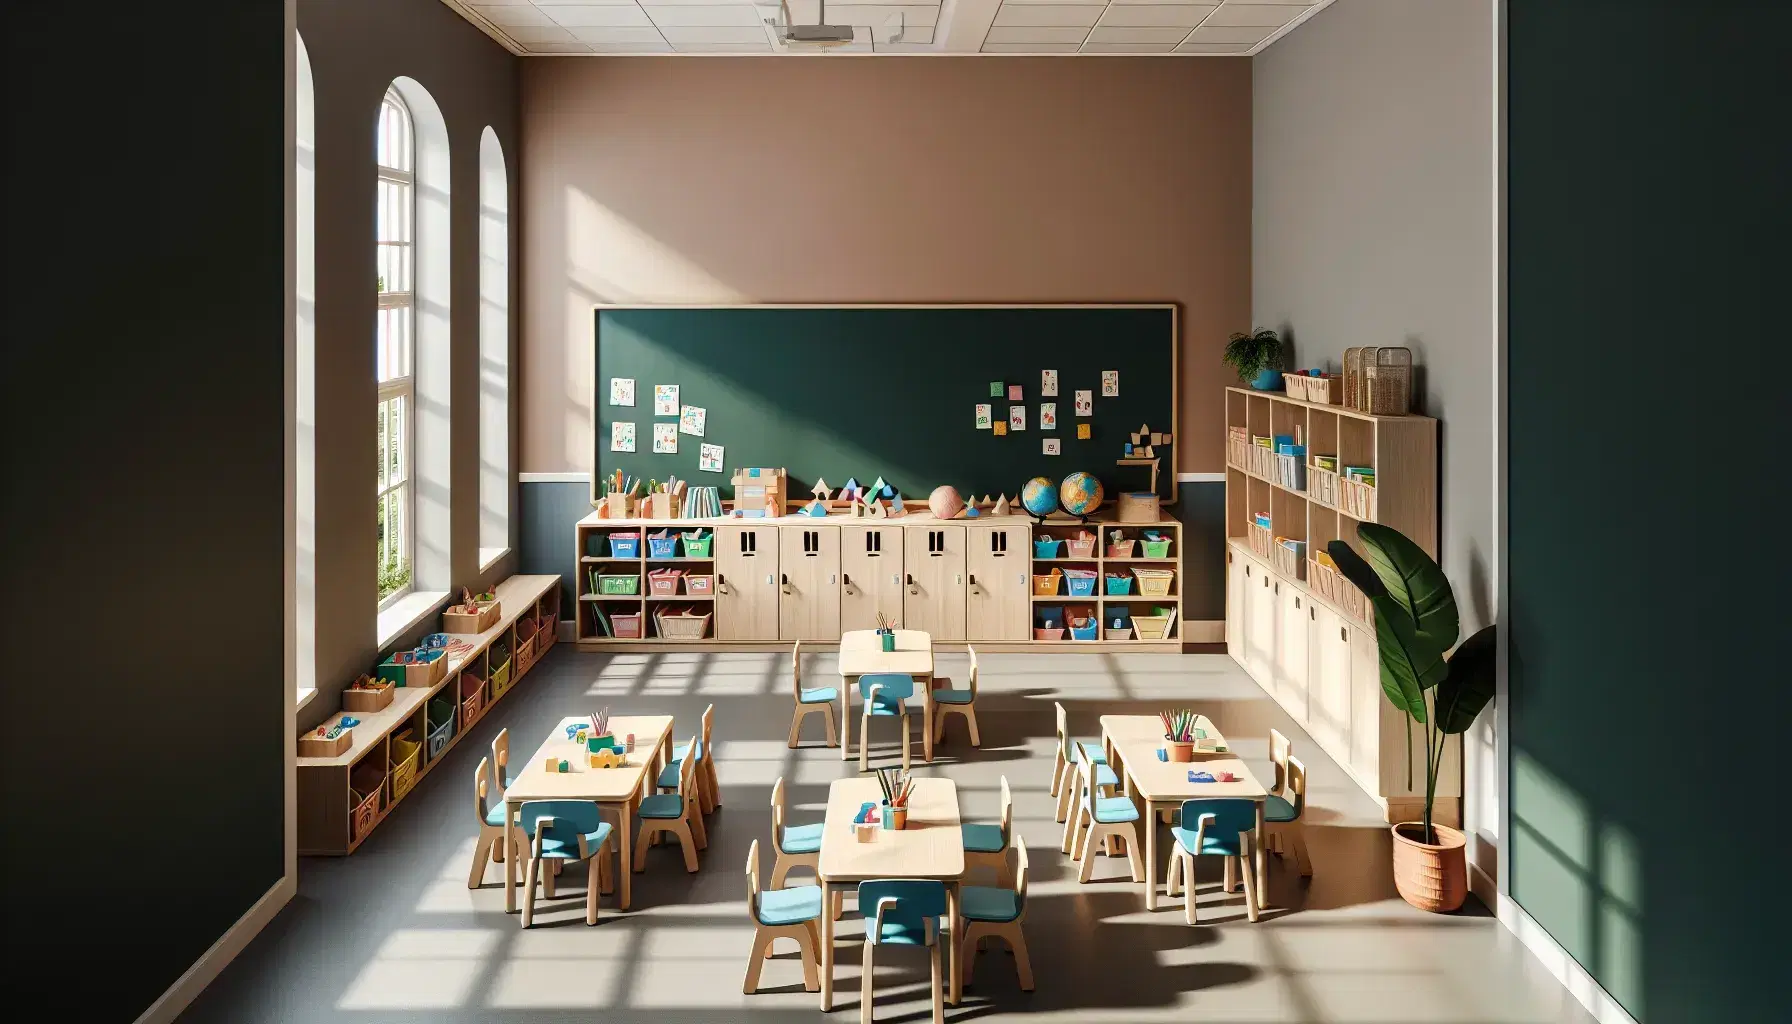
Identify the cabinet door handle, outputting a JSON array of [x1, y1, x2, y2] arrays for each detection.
[[842, 573, 854, 593], [1340, 626, 1348, 642], [1273, 582, 1279, 595], [1295, 596, 1301, 609], [907, 573, 918, 595], [1309, 606, 1315, 621], [716, 573, 729, 594], [1245, 564, 1251, 577], [781, 573, 791, 595]]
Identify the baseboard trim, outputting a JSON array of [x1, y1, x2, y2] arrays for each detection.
[[1498, 893, 1639, 1024], [558, 618, 576, 642], [1181, 619, 1223, 642], [1469, 862, 1498, 910], [135, 874, 295, 1024]]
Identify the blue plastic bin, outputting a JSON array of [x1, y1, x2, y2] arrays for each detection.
[[607, 532, 641, 558], [1105, 574, 1134, 595], [1034, 537, 1063, 558], [647, 531, 678, 558], [1069, 618, 1100, 641], [1035, 605, 1065, 629], [1065, 571, 1097, 597]]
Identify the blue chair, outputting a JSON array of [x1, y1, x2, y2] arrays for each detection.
[[1052, 702, 1115, 823], [787, 641, 840, 747], [1264, 744, 1312, 878], [742, 839, 822, 994], [492, 727, 515, 789], [1065, 757, 1145, 884], [516, 800, 614, 927], [468, 756, 527, 888], [657, 703, 719, 815], [857, 673, 916, 771], [930, 646, 981, 747], [959, 837, 1034, 992], [857, 879, 949, 1024], [961, 775, 1013, 887], [769, 776, 823, 886], [635, 738, 705, 873], [1167, 798, 1261, 924]]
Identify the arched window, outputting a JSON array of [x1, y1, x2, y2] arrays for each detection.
[[375, 87, 415, 607], [478, 127, 509, 569]]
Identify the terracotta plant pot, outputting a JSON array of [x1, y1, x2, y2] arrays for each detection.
[[1391, 822, 1468, 912], [1164, 740, 1195, 763]]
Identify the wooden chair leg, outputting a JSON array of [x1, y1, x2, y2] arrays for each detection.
[[1077, 827, 1099, 883], [1240, 842, 1260, 922], [1292, 824, 1313, 876], [543, 858, 558, 899], [705, 758, 722, 809], [900, 713, 912, 771], [831, 889, 844, 921], [696, 774, 716, 816], [930, 937, 945, 1024], [964, 707, 980, 746], [860, 941, 876, 1024], [1058, 794, 1079, 847], [1165, 848, 1182, 897], [1184, 854, 1200, 925], [1049, 753, 1065, 798], [1070, 812, 1091, 862], [521, 857, 541, 928], [674, 821, 700, 872], [1223, 855, 1237, 892], [586, 858, 602, 924], [633, 822, 653, 871], [797, 925, 820, 992], [690, 801, 709, 850], [743, 928, 770, 994], [859, 710, 873, 770], [960, 922, 983, 988], [823, 704, 838, 746], [1009, 926, 1035, 990], [1125, 826, 1145, 883], [788, 707, 806, 748], [467, 831, 494, 888], [1055, 775, 1075, 823], [599, 843, 615, 894]]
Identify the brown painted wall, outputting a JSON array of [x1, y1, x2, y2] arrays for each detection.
[[520, 57, 1251, 477], [300, 0, 519, 727]]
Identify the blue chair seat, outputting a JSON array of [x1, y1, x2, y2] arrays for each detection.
[[1265, 794, 1299, 823], [779, 822, 824, 855], [799, 686, 839, 705], [485, 804, 511, 828], [656, 740, 704, 789], [1171, 824, 1248, 857], [638, 793, 684, 819], [932, 689, 975, 705], [1093, 796, 1140, 823], [537, 822, 614, 860], [1077, 742, 1107, 765], [756, 884, 824, 926], [960, 886, 1022, 923], [1094, 763, 1120, 788], [874, 916, 938, 946], [865, 700, 907, 717], [960, 823, 1006, 853]]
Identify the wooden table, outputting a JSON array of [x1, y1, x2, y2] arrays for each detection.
[[837, 629, 936, 762], [501, 715, 675, 914], [816, 776, 965, 1011], [1099, 715, 1268, 913]]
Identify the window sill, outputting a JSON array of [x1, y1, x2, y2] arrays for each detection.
[[377, 589, 450, 650], [479, 546, 510, 573], [296, 687, 318, 713]]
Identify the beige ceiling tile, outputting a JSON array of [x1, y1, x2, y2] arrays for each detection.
[[544, 5, 656, 27], [660, 25, 772, 42], [1087, 26, 1188, 44], [829, 4, 941, 28], [645, 5, 765, 26], [503, 24, 581, 42], [985, 26, 1089, 44], [1184, 24, 1273, 44], [1175, 41, 1254, 52], [980, 42, 1083, 51], [1204, 3, 1308, 28], [1081, 41, 1178, 52], [524, 41, 601, 53], [469, 5, 558, 28], [1097, 4, 1215, 28], [567, 25, 669, 43], [675, 41, 775, 51], [992, 4, 1105, 27]]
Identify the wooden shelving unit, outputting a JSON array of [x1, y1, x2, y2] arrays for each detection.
[[574, 510, 1183, 651], [296, 574, 562, 855], [1221, 385, 1458, 825]]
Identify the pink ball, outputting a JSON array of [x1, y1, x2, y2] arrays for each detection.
[[928, 485, 966, 521]]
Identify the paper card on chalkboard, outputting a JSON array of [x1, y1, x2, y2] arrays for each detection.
[[1043, 438, 1061, 455], [1075, 390, 1093, 416], [652, 423, 678, 454], [1009, 405, 1026, 431], [1007, 384, 1023, 402], [1101, 371, 1119, 397], [699, 443, 724, 473], [611, 422, 636, 453], [654, 385, 679, 416], [992, 421, 1007, 437], [679, 405, 706, 436], [1042, 369, 1059, 396], [975, 404, 992, 429], [609, 378, 635, 407], [1040, 403, 1057, 429], [989, 381, 1003, 397], [1077, 423, 1091, 440]]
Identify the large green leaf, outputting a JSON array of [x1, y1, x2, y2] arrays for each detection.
[[1324, 540, 1388, 600], [1356, 523, 1460, 651], [1370, 594, 1449, 722], [1435, 625, 1497, 734]]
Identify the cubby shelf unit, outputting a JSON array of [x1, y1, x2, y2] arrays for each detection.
[[296, 574, 562, 856]]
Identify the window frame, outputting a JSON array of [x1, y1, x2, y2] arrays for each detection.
[[376, 87, 415, 611]]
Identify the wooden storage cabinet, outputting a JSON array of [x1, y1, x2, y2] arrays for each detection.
[[1274, 581, 1309, 719], [966, 524, 1029, 641], [904, 525, 967, 641], [841, 525, 905, 633], [716, 525, 780, 641], [779, 525, 840, 641]]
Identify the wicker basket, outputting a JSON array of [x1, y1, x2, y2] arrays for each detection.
[[1365, 347, 1413, 415], [1338, 476, 1377, 520], [1132, 614, 1174, 641], [350, 786, 381, 843], [1271, 541, 1306, 581], [1344, 347, 1369, 410], [390, 735, 422, 802], [1308, 461, 1341, 507], [1133, 568, 1175, 597], [1248, 521, 1273, 559], [1309, 558, 1369, 623], [654, 608, 711, 640], [1288, 373, 1341, 405]]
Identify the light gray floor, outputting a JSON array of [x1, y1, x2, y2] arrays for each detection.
[[184, 647, 1597, 1024]]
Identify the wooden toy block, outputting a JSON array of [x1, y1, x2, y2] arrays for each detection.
[[730, 467, 787, 517], [993, 494, 1011, 516]]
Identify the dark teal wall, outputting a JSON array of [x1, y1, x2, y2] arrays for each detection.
[[1507, 2, 1784, 1021], [1, 8, 287, 1018]]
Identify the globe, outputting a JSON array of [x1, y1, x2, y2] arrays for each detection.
[[1060, 472, 1105, 518], [1020, 477, 1059, 520]]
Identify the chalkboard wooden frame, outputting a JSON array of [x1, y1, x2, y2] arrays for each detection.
[[590, 303, 1179, 508]]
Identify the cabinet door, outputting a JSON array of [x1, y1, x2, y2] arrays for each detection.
[[1274, 581, 1309, 718], [966, 525, 1029, 641], [1308, 603, 1352, 757], [715, 525, 780, 640], [841, 525, 905, 634], [1244, 560, 1276, 685], [904, 525, 967, 641], [1225, 548, 1245, 663], [1349, 622, 1381, 791], [779, 525, 840, 641]]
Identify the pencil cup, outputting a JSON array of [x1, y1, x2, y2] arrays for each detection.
[[881, 632, 895, 652], [881, 803, 908, 830], [625, 733, 636, 753], [856, 822, 879, 843], [1165, 739, 1196, 763]]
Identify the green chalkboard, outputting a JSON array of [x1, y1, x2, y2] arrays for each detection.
[[593, 305, 1177, 505]]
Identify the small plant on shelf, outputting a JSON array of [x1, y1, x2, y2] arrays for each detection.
[[1223, 328, 1284, 389]]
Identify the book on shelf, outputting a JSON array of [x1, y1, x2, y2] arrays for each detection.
[[1312, 454, 1338, 472], [589, 603, 613, 637]]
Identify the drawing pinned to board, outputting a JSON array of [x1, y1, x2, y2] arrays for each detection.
[[975, 404, 992, 430], [1040, 403, 1057, 430], [1041, 370, 1058, 397], [652, 423, 678, 454], [992, 420, 1008, 437], [1008, 405, 1026, 431], [1007, 384, 1023, 402], [989, 381, 1004, 397], [698, 443, 724, 473], [653, 384, 679, 416], [1074, 390, 1093, 416], [1101, 370, 1120, 397], [1077, 423, 1092, 440], [609, 378, 636, 407], [679, 405, 706, 436], [610, 422, 636, 453], [1043, 438, 1061, 456]]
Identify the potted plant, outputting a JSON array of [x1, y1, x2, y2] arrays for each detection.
[[1224, 328, 1285, 391], [1326, 524, 1495, 913]]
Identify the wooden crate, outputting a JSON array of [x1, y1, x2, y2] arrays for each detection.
[[442, 600, 501, 634], [342, 680, 395, 713], [298, 721, 353, 758]]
